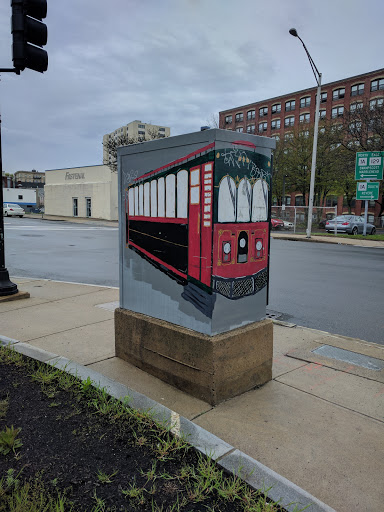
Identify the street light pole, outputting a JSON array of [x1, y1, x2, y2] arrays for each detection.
[[289, 28, 322, 238]]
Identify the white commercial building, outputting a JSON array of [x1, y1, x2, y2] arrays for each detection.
[[3, 187, 37, 211], [44, 165, 118, 220]]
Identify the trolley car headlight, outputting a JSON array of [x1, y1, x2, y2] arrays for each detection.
[[239, 237, 246, 249], [223, 242, 231, 254], [256, 240, 263, 251]]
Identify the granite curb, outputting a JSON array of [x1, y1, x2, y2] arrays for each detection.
[[0, 334, 335, 511]]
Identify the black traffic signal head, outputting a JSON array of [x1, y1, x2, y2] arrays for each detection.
[[11, 0, 48, 73]]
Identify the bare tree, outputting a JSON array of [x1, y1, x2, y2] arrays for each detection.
[[103, 129, 167, 173]]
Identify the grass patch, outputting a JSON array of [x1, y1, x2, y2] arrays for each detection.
[[0, 344, 308, 512]]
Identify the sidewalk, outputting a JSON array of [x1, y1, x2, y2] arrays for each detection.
[[1, 277, 383, 512]]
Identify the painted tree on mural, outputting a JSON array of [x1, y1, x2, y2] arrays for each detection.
[[103, 128, 166, 173]]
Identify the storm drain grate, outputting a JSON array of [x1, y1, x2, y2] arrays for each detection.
[[265, 310, 282, 320], [312, 345, 384, 371]]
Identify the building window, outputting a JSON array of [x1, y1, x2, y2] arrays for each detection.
[[247, 110, 255, 120], [235, 113, 244, 122], [371, 78, 384, 92], [225, 115, 232, 124], [284, 195, 291, 206], [73, 198, 78, 217], [299, 113, 310, 123], [333, 88, 345, 100], [350, 102, 363, 112], [295, 195, 305, 206], [300, 96, 311, 108], [319, 109, 326, 119], [285, 100, 295, 112], [86, 197, 92, 218], [349, 121, 362, 132], [271, 103, 281, 114], [271, 119, 281, 130], [159, 127, 165, 132], [272, 134, 280, 141], [284, 116, 295, 127], [236, 126, 244, 132], [331, 106, 344, 118], [284, 132, 293, 141], [351, 83, 364, 96], [247, 125, 255, 133], [138, 130, 145, 135], [258, 122, 267, 132], [370, 98, 384, 109], [259, 106, 268, 117], [320, 91, 327, 103], [301, 130, 310, 138], [138, 124, 145, 129]]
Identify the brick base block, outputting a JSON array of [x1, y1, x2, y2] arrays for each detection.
[[115, 308, 273, 405]]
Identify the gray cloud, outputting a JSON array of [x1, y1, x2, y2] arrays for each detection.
[[0, 0, 382, 173]]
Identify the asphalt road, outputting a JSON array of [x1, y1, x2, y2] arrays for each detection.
[[3, 217, 384, 345]]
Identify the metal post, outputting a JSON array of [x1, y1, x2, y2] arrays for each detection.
[[334, 205, 337, 236], [0, 111, 18, 295], [289, 28, 322, 240], [363, 199, 368, 236], [307, 76, 322, 238]]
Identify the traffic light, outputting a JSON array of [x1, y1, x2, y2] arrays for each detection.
[[11, 0, 48, 73]]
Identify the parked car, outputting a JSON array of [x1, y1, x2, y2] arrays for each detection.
[[326, 215, 376, 235], [318, 215, 335, 229], [3, 203, 25, 217], [271, 218, 284, 230], [283, 220, 294, 230]]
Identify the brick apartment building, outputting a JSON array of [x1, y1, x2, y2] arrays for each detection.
[[219, 68, 384, 222]]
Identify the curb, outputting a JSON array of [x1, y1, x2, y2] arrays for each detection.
[[0, 334, 335, 512]]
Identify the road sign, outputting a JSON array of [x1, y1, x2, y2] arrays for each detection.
[[355, 151, 384, 180], [356, 181, 380, 201]]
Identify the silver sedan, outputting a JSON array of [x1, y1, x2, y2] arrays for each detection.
[[325, 215, 376, 235]]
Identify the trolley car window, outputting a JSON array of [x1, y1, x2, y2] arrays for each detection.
[[128, 188, 134, 216], [166, 174, 176, 218], [139, 184, 144, 216], [252, 180, 268, 221], [134, 186, 139, 216], [150, 180, 157, 217], [177, 170, 188, 218], [144, 182, 150, 216], [218, 176, 236, 222], [158, 177, 165, 217], [237, 178, 251, 222]]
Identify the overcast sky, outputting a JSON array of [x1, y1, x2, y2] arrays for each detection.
[[0, 0, 383, 174]]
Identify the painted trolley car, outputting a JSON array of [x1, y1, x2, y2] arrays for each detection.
[[125, 141, 271, 315]]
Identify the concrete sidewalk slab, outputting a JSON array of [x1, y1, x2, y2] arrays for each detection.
[[276, 364, 384, 421], [12, 279, 107, 301], [0, 300, 114, 342], [27, 319, 115, 366], [193, 381, 384, 512], [88, 357, 212, 420]]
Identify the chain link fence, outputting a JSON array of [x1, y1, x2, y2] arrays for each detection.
[[271, 206, 383, 233]]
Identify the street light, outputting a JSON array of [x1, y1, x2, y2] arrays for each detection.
[[289, 28, 322, 238]]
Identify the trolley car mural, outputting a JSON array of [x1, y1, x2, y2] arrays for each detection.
[[125, 141, 271, 317]]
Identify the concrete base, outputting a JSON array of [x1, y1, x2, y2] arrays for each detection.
[[0, 291, 30, 303], [115, 308, 273, 405]]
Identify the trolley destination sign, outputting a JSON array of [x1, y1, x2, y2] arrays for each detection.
[[356, 181, 380, 201], [355, 151, 384, 180]]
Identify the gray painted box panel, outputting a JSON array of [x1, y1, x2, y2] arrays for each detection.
[[118, 129, 275, 335]]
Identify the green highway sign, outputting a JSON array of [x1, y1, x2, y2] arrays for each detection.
[[356, 181, 380, 201], [355, 151, 384, 180]]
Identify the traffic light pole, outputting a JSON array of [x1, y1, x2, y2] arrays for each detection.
[[0, 111, 18, 296]]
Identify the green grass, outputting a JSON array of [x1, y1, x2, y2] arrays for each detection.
[[0, 344, 310, 512]]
